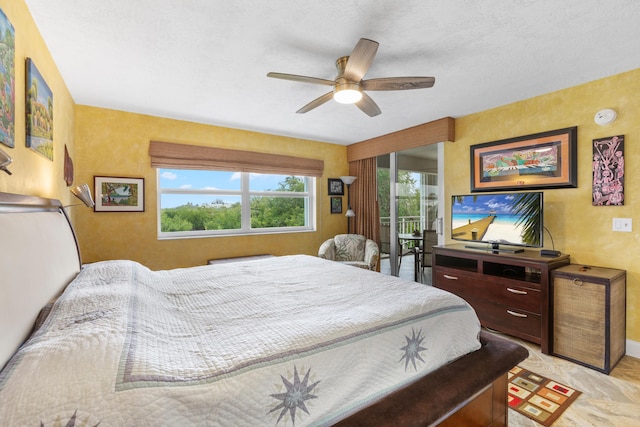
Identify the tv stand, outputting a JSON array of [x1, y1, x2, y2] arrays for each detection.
[[464, 243, 524, 253], [432, 244, 570, 354]]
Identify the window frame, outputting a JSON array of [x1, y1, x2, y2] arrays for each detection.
[[157, 169, 316, 239]]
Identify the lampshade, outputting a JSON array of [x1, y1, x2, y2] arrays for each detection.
[[340, 176, 357, 185], [345, 209, 355, 218], [70, 183, 95, 207]]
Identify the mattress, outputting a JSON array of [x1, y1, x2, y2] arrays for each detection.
[[0, 255, 481, 426]]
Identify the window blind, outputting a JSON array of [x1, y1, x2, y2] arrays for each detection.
[[149, 141, 324, 177]]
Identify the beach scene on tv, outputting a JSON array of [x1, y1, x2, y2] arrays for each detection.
[[451, 193, 542, 247]]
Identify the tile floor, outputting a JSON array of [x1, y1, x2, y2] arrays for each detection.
[[500, 332, 640, 426], [379, 254, 431, 285]]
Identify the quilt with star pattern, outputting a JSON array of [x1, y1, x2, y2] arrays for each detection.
[[0, 255, 481, 426]]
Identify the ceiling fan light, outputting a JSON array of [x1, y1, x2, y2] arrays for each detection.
[[333, 82, 362, 104], [334, 89, 362, 104]]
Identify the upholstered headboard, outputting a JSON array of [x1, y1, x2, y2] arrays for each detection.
[[0, 192, 81, 369]]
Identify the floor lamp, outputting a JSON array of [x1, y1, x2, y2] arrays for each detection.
[[340, 176, 357, 233]]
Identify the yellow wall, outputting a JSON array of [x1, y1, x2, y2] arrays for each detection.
[[73, 106, 349, 270], [445, 68, 640, 342], [0, 0, 76, 203]]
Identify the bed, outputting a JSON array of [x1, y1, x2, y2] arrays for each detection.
[[0, 192, 527, 426]]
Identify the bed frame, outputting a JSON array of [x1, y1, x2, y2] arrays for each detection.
[[0, 191, 528, 426]]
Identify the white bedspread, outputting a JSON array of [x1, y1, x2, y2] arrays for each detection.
[[0, 255, 480, 426]]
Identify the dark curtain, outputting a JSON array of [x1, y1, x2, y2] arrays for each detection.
[[349, 157, 380, 248]]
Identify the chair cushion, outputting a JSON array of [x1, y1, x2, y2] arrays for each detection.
[[333, 234, 366, 262]]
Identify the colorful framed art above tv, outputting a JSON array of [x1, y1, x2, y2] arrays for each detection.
[[470, 127, 577, 192]]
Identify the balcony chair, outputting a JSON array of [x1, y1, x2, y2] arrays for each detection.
[[416, 229, 438, 274], [318, 234, 379, 271]]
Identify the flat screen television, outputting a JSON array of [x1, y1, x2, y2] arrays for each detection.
[[451, 192, 543, 253]]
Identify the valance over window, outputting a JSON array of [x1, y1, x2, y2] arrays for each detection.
[[149, 141, 324, 177]]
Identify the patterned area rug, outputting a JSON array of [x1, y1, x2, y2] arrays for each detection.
[[508, 366, 581, 426]]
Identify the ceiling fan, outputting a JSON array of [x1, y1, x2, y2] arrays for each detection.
[[267, 38, 435, 117]]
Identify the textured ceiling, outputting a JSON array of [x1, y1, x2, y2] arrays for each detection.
[[24, 0, 640, 145]]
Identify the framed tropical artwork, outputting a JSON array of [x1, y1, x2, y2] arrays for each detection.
[[94, 176, 145, 212], [26, 58, 54, 160], [470, 127, 577, 192], [0, 9, 15, 148]]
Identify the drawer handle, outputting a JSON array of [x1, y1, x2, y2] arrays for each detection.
[[507, 310, 528, 318], [573, 278, 584, 286], [443, 274, 459, 280], [506, 287, 528, 295]]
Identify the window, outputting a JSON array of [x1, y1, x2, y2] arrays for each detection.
[[157, 169, 315, 238]]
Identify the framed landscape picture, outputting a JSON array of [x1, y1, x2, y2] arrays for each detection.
[[94, 176, 145, 212], [26, 58, 54, 160], [0, 9, 15, 148]]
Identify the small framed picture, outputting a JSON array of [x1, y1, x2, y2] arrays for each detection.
[[328, 178, 344, 195], [94, 176, 145, 212], [330, 197, 342, 214]]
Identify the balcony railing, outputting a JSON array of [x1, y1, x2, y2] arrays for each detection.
[[379, 216, 424, 254]]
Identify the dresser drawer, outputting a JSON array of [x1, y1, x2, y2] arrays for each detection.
[[472, 298, 541, 341], [481, 281, 540, 313], [434, 268, 540, 313], [433, 268, 483, 300]]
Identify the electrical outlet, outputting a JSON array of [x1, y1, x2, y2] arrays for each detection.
[[612, 218, 632, 232]]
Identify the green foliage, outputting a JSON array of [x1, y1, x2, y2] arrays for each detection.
[[161, 210, 193, 232], [251, 196, 305, 228], [161, 202, 242, 232], [511, 192, 542, 245], [377, 169, 420, 217]]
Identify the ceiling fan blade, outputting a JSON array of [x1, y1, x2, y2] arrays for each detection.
[[355, 92, 381, 117], [363, 76, 435, 91], [296, 91, 334, 114], [343, 38, 379, 81], [267, 72, 334, 86]]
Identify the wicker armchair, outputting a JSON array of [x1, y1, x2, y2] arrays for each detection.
[[318, 234, 379, 271]]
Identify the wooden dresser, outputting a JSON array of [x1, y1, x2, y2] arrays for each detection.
[[432, 244, 570, 354]]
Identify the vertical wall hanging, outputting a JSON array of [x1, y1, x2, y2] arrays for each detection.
[[0, 9, 15, 148], [26, 58, 54, 161], [592, 135, 624, 206], [64, 144, 74, 185]]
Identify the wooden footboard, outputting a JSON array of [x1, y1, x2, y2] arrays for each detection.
[[335, 331, 528, 426]]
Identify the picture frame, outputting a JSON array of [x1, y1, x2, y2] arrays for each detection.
[[330, 196, 342, 214], [26, 58, 54, 161], [470, 126, 577, 192], [0, 9, 15, 148], [328, 178, 344, 195], [592, 135, 624, 206], [94, 176, 145, 212]]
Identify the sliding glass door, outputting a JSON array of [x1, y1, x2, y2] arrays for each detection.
[[377, 145, 440, 278]]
